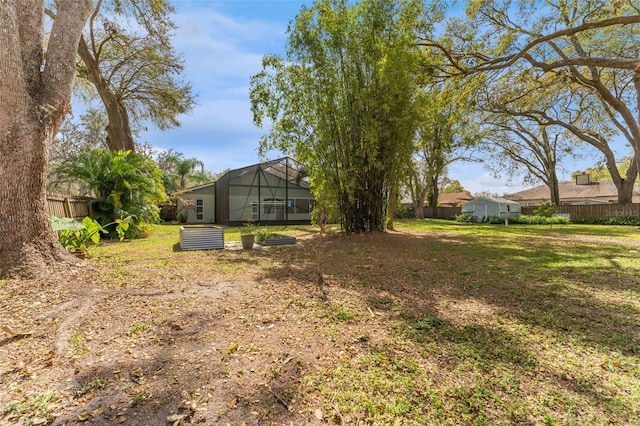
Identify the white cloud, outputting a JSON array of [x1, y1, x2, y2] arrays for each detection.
[[136, 2, 296, 172]]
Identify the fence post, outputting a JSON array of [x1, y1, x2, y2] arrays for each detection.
[[63, 197, 72, 218]]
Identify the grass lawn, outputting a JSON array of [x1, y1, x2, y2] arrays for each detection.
[[1, 219, 639, 425]]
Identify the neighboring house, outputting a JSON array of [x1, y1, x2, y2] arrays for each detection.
[[179, 157, 314, 226], [177, 182, 216, 224], [400, 191, 474, 208], [504, 175, 640, 206], [461, 197, 521, 222], [438, 191, 474, 207]]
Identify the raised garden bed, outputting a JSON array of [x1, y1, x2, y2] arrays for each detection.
[[179, 225, 224, 250], [259, 233, 297, 246]]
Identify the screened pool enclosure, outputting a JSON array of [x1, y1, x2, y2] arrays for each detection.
[[179, 157, 314, 226]]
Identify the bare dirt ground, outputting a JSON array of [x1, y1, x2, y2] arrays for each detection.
[[1, 226, 639, 425], [1, 230, 381, 425]]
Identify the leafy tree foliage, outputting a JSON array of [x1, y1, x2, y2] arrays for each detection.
[[57, 149, 166, 237], [405, 77, 479, 217], [572, 157, 633, 182], [251, 0, 432, 232], [440, 178, 466, 194], [49, 0, 195, 151], [420, 1, 640, 202], [478, 96, 574, 206], [155, 149, 215, 193], [478, 67, 636, 203], [474, 190, 502, 198], [48, 108, 108, 193]]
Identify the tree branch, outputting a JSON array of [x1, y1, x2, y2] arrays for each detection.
[[42, 0, 93, 121]]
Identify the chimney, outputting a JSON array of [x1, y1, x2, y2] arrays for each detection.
[[575, 173, 591, 185]]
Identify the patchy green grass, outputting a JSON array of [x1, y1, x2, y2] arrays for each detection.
[[77, 375, 110, 396], [2, 391, 63, 423], [297, 220, 640, 424], [68, 330, 88, 357], [6, 219, 637, 425]]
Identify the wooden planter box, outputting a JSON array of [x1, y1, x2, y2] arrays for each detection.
[[180, 226, 224, 251], [260, 233, 297, 246]]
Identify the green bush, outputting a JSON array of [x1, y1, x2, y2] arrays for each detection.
[[396, 205, 415, 219], [51, 216, 130, 252], [487, 215, 569, 225], [57, 149, 166, 238], [532, 200, 556, 217], [571, 216, 640, 226], [256, 229, 274, 243], [487, 216, 505, 224], [455, 214, 473, 223]]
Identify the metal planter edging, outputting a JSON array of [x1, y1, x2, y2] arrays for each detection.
[[260, 233, 297, 246], [179, 225, 224, 250]]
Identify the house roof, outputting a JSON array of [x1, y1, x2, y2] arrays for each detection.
[[179, 181, 216, 194], [179, 157, 310, 194], [438, 191, 474, 206], [466, 196, 520, 205], [225, 157, 310, 189], [504, 181, 634, 202]]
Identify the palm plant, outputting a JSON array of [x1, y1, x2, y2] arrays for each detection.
[[57, 149, 166, 237], [176, 158, 204, 189]]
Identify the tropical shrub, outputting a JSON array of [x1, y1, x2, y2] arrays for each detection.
[[57, 149, 166, 238], [159, 201, 178, 222], [51, 216, 132, 253], [51, 216, 105, 253], [532, 200, 556, 217]]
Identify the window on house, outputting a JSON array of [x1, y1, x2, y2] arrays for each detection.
[[196, 199, 204, 221], [295, 199, 310, 214], [263, 198, 285, 215]]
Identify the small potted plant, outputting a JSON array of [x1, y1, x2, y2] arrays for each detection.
[[240, 222, 256, 250]]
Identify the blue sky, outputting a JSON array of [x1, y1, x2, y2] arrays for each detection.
[[134, 0, 599, 195]]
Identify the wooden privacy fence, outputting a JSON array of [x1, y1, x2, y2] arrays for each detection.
[[47, 194, 93, 219], [420, 203, 640, 220], [422, 206, 462, 219], [521, 203, 640, 220]]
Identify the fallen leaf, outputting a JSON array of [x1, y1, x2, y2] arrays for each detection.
[[167, 413, 186, 425], [2, 325, 33, 336]]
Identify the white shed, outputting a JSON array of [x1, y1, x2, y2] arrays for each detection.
[[461, 197, 521, 222]]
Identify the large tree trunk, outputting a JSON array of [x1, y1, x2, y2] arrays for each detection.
[[413, 199, 425, 219], [616, 159, 638, 204], [428, 174, 440, 208], [0, 0, 93, 278], [547, 169, 560, 206], [0, 120, 74, 277], [77, 35, 136, 152], [386, 185, 397, 230], [413, 191, 426, 219], [104, 98, 136, 151], [603, 148, 638, 204]]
